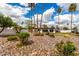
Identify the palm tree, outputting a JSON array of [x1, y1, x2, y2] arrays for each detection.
[[28, 3, 35, 32], [68, 3, 77, 32], [40, 4, 44, 33], [56, 6, 62, 32], [57, 6, 62, 25], [36, 4, 39, 32]]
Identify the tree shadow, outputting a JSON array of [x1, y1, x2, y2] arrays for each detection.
[[24, 40, 34, 46]]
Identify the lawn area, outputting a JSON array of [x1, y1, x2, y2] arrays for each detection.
[[0, 33, 79, 56]]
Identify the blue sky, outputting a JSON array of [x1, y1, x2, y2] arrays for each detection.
[[0, 3, 79, 27], [7, 3, 57, 18]]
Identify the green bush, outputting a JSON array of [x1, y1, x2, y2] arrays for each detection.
[[17, 32, 30, 44], [63, 41, 76, 56], [55, 41, 76, 56], [7, 36, 18, 41]]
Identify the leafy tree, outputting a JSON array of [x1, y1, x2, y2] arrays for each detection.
[[43, 24, 48, 29], [72, 26, 78, 33], [51, 26, 55, 29], [0, 14, 13, 33], [63, 27, 69, 30]]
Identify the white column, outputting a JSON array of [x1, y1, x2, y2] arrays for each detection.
[[48, 29, 50, 32], [40, 29, 43, 33], [53, 29, 55, 33]]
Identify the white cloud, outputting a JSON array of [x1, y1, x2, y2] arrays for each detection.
[[54, 14, 79, 28], [43, 8, 55, 21], [57, 3, 79, 12], [32, 7, 55, 27], [20, 3, 29, 7], [0, 3, 32, 27], [0, 3, 30, 17]]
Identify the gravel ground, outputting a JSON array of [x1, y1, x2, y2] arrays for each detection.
[[0, 33, 79, 56]]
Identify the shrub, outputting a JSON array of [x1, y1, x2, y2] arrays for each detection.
[[48, 33, 55, 38], [17, 32, 30, 44], [16, 43, 23, 48], [55, 41, 76, 56], [63, 41, 76, 56], [45, 32, 49, 35], [33, 32, 44, 36], [7, 36, 18, 41], [75, 34, 79, 36], [63, 34, 70, 38], [76, 32, 79, 34]]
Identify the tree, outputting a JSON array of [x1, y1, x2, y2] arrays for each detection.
[[36, 4, 38, 30], [43, 24, 48, 29], [72, 26, 78, 33], [40, 4, 44, 33], [57, 6, 62, 26], [0, 14, 13, 33], [13, 23, 23, 33], [28, 3, 35, 32], [55, 25, 60, 32], [63, 27, 69, 30], [26, 20, 33, 32], [56, 6, 62, 32], [68, 3, 77, 32]]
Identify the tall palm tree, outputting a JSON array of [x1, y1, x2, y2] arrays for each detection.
[[40, 4, 44, 33], [56, 6, 62, 32], [68, 3, 77, 32], [36, 4, 38, 32], [57, 6, 62, 26], [28, 3, 35, 32], [33, 15, 35, 28]]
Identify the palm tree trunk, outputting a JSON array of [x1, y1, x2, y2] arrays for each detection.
[[58, 15, 60, 25], [40, 5, 44, 34], [40, 15, 43, 33], [31, 6, 32, 33], [71, 13, 73, 33], [36, 4, 38, 32], [57, 14, 60, 31], [34, 15, 35, 31], [37, 13, 38, 32]]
